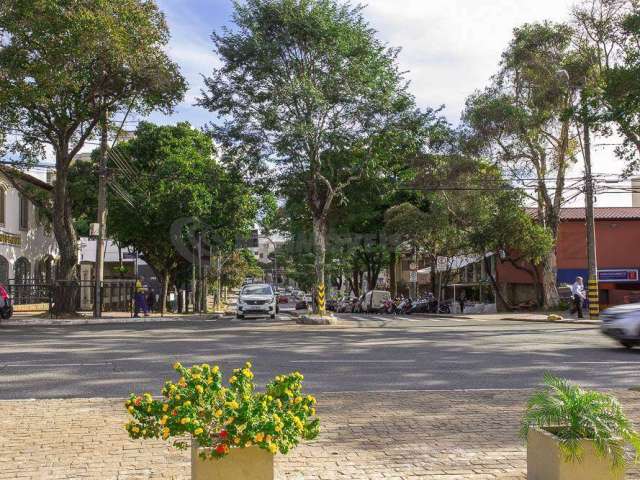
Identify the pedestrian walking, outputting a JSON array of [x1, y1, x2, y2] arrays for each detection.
[[570, 276, 586, 319], [459, 291, 466, 314], [146, 288, 155, 314], [134, 277, 149, 317]]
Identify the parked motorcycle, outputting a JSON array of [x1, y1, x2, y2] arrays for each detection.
[[396, 296, 413, 315], [408, 294, 452, 315], [382, 298, 397, 314]]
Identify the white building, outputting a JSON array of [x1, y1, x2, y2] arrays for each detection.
[[246, 229, 286, 262], [0, 167, 58, 285]]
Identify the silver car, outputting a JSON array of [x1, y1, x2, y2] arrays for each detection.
[[600, 303, 640, 349], [237, 283, 277, 319]]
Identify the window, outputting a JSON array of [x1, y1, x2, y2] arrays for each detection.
[[241, 285, 273, 296], [19, 194, 29, 230], [0, 256, 8, 285], [0, 188, 5, 225], [14, 257, 31, 284], [36, 255, 55, 284]]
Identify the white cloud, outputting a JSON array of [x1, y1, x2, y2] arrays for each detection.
[[364, 0, 574, 122], [361, 0, 627, 205]]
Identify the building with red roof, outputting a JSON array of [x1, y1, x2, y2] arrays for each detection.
[[497, 207, 640, 308]]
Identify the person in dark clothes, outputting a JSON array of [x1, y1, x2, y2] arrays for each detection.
[[459, 291, 466, 314], [146, 288, 155, 314], [134, 277, 148, 317]]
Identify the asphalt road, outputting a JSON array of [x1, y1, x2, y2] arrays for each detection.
[[0, 313, 638, 399]]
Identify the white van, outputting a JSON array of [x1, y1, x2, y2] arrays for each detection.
[[362, 290, 391, 313]]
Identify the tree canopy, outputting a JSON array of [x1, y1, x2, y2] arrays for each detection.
[[198, 0, 429, 312], [0, 0, 186, 312], [98, 122, 257, 314]]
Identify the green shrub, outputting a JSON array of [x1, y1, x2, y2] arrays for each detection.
[[521, 373, 640, 470], [125, 361, 319, 459]]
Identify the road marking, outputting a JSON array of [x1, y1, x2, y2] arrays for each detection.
[[564, 361, 640, 365], [289, 360, 415, 363], [4, 362, 112, 368]]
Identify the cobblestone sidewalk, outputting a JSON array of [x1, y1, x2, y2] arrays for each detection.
[[1, 390, 638, 479]]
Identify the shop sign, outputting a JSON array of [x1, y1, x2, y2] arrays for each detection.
[[0, 232, 21, 246], [598, 269, 639, 282]]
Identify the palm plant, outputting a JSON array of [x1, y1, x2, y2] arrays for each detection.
[[521, 373, 640, 470]]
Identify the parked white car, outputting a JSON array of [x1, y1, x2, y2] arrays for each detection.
[[600, 303, 640, 349], [237, 283, 277, 319]]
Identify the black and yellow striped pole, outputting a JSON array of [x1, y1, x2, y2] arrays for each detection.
[[587, 275, 599, 319], [317, 283, 326, 315]]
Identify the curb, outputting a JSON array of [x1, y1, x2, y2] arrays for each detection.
[[0, 314, 230, 327], [499, 317, 598, 326]]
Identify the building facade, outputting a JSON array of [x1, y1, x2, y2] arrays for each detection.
[[0, 168, 58, 285], [496, 207, 640, 309]]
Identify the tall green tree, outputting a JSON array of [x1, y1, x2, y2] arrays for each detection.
[[198, 0, 424, 313], [0, 0, 186, 312], [462, 21, 586, 308], [102, 122, 257, 315], [448, 161, 554, 309], [573, 0, 640, 172]]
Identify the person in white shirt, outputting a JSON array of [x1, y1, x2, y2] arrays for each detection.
[[570, 276, 586, 319]]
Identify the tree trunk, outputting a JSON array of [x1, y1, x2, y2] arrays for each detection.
[[161, 271, 170, 317], [52, 154, 79, 314], [531, 267, 544, 307], [485, 255, 513, 311], [541, 249, 560, 309], [389, 249, 397, 297], [177, 285, 184, 313], [312, 216, 327, 313]]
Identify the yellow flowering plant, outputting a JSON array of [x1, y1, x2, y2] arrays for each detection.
[[124, 361, 320, 459]]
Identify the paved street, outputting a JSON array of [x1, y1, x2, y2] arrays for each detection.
[[2, 314, 640, 479], [0, 313, 638, 399]]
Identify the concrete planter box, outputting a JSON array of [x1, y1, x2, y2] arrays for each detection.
[[527, 427, 624, 480], [191, 443, 274, 480]]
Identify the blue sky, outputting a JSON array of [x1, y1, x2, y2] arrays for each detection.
[[149, 0, 578, 128], [140, 0, 627, 206]]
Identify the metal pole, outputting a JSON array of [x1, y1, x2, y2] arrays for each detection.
[[94, 109, 108, 318], [191, 240, 196, 313], [583, 96, 599, 318], [412, 248, 418, 299], [273, 244, 277, 289], [217, 253, 222, 308], [198, 231, 204, 313]]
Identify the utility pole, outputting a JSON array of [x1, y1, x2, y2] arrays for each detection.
[[582, 95, 599, 318], [94, 109, 108, 318]]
